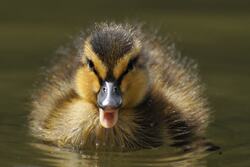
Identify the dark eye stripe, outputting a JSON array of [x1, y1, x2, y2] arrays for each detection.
[[86, 59, 103, 83], [117, 57, 138, 85]]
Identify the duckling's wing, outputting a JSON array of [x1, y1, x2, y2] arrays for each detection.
[[145, 37, 209, 137], [30, 35, 84, 136]]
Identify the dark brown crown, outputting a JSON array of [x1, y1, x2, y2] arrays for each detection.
[[90, 23, 135, 67]]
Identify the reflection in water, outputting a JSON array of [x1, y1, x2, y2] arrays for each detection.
[[31, 142, 210, 167]]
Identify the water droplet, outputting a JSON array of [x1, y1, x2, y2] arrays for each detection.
[[95, 142, 100, 149]]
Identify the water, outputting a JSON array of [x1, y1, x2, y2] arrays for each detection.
[[1, 0, 250, 166]]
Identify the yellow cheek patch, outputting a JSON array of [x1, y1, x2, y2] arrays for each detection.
[[113, 40, 141, 79], [120, 69, 148, 108], [83, 40, 107, 80], [75, 67, 100, 104]]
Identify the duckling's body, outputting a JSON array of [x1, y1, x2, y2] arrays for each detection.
[[30, 23, 210, 151]]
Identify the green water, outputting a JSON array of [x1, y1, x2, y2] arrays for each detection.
[[1, 0, 250, 166]]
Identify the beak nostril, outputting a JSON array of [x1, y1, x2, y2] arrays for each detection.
[[102, 87, 107, 92], [113, 87, 118, 93]]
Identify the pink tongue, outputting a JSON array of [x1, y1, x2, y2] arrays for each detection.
[[104, 112, 115, 121], [99, 108, 118, 128]]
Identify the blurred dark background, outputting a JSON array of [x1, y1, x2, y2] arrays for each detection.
[[0, 0, 250, 166]]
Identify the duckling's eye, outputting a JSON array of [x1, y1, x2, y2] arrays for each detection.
[[126, 57, 138, 72], [117, 57, 138, 84], [127, 60, 134, 71], [85, 58, 102, 83], [86, 59, 94, 70]]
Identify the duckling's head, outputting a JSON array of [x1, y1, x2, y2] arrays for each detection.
[[75, 23, 149, 128]]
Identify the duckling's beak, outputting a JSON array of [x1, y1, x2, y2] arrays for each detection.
[[97, 81, 122, 128]]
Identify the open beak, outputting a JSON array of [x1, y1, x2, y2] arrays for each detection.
[[97, 81, 122, 128]]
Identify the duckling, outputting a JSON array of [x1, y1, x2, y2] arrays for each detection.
[[29, 22, 212, 152]]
